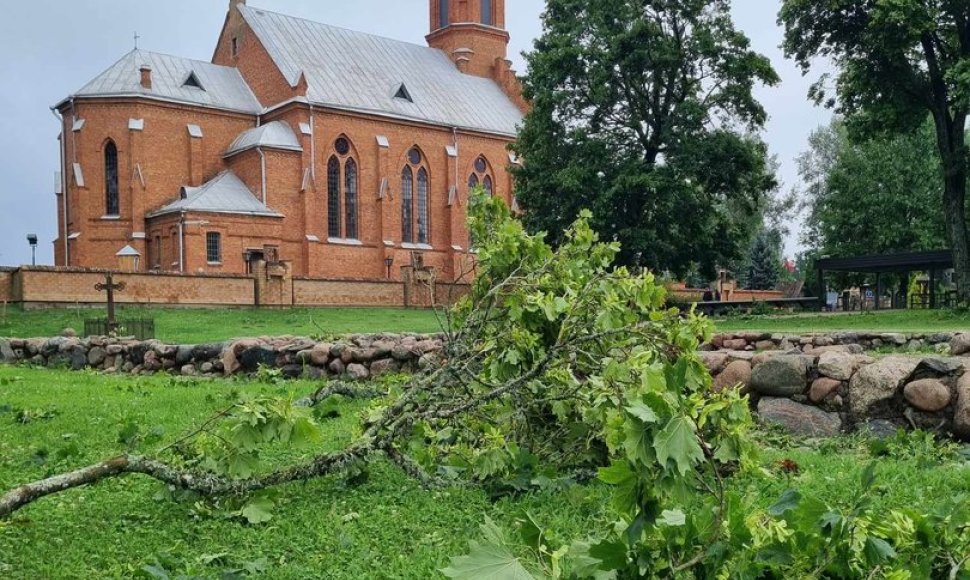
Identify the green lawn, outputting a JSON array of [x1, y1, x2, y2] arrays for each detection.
[[713, 308, 970, 334], [0, 367, 967, 578], [0, 305, 444, 343]]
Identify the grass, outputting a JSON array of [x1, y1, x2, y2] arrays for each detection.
[[713, 308, 970, 334], [1, 367, 968, 578], [0, 305, 443, 343]]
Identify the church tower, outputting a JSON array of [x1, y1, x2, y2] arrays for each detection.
[[427, 0, 510, 79]]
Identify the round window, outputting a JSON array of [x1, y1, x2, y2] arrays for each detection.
[[335, 137, 350, 156], [408, 147, 422, 165], [475, 157, 487, 173]]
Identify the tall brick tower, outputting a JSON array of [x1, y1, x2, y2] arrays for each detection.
[[427, 0, 509, 78]]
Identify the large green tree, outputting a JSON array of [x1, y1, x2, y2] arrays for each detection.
[[780, 0, 970, 300], [798, 119, 947, 257], [512, 0, 779, 277]]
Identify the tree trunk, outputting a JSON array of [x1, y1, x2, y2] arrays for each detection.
[[931, 111, 970, 303]]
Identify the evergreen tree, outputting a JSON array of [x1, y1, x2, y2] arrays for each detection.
[[746, 230, 780, 291]]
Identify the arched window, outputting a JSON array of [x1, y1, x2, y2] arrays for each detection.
[[438, 0, 449, 29], [104, 141, 120, 216], [401, 167, 414, 243], [327, 156, 341, 238], [345, 158, 358, 240], [417, 168, 429, 244], [468, 155, 494, 197], [327, 137, 360, 241], [481, 0, 493, 25]]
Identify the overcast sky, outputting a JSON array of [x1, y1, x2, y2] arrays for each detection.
[[0, 0, 831, 267]]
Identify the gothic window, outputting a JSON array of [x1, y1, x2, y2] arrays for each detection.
[[206, 232, 222, 263], [345, 158, 358, 240], [401, 167, 414, 243], [438, 0, 449, 29], [402, 147, 430, 245], [468, 155, 493, 197], [327, 156, 341, 238], [104, 141, 120, 216], [481, 0, 493, 25], [417, 168, 429, 244]]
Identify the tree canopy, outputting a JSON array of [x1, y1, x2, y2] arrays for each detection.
[[512, 0, 779, 278], [780, 0, 970, 299], [798, 119, 947, 258]]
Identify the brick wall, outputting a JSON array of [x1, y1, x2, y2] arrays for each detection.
[[0, 269, 13, 304], [5, 267, 466, 309]]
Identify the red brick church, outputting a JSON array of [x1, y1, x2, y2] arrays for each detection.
[[53, 0, 525, 282]]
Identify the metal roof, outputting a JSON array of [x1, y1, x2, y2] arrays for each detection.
[[147, 171, 283, 218], [816, 250, 953, 273], [225, 121, 303, 157], [238, 5, 523, 136], [65, 49, 262, 114]]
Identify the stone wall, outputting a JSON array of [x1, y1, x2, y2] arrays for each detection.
[[0, 333, 444, 382], [0, 268, 13, 304], [702, 332, 970, 441]]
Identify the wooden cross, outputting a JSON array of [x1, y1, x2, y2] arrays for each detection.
[[94, 273, 126, 333]]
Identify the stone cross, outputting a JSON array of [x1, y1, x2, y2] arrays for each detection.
[[94, 273, 126, 333]]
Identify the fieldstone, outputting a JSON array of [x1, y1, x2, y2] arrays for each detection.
[[809, 378, 842, 403], [391, 345, 414, 361], [710, 335, 727, 349], [61, 327, 77, 338], [106, 344, 124, 356], [418, 352, 443, 370], [757, 397, 843, 437], [724, 350, 755, 362], [814, 336, 835, 347], [309, 344, 331, 366], [882, 333, 908, 346], [340, 348, 356, 364], [239, 346, 277, 373], [154, 344, 177, 358], [371, 341, 395, 358], [180, 364, 197, 376], [950, 334, 970, 356], [347, 363, 369, 380], [415, 339, 441, 354], [723, 339, 748, 351], [175, 345, 195, 366], [699, 352, 728, 374], [755, 340, 777, 351], [848, 356, 920, 418], [903, 379, 952, 412], [751, 356, 809, 397], [192, 344, 223, 362], [122, 361, 135, 373], [713, 360, 752, 393], [281, 364, 304, 379], [87, 346, 106, 367], [0, 339, 15, 363], [352, 348, 378, 363], [200, 362, 214, 374], [927, 333, 953, 345], [954, 373, 970, 439], [69, 348, 88, 371], [161, 358, 176, 370], [818, 351, 864, 381], [370, 358, 401, 377], [328, 358, 346, 375]]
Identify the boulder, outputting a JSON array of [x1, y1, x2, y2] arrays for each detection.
[[106, 344, 124, 356], [369, 358, 402, 377], [751, 356, 809, 397], [712, 360, 752, 393], [175, 345, 195, 366], [0, 339, 15, 363], [955, 373, 970, 439], [809, 378, 842, 403], [882, 333, 908, 346], [87, 346, 107, 367], [328, 358, 346, 375], [903, 379, 952, 412], [239, 346, 278, 373], [309, 344, 331, 366], [418, 352, 443, 370], [757, 398, 843, 437], [927, 333, 953, 345], [859, 419, 900, 439], [192, 344, 223, 362], [200, 362, 214, 374], [180, 364, 197, 376], [347, 363, 369, 380], [817, 351, 865, 381], [950, 333, 970, 356], [723, 339, 748, 351], [848, 357, 920, 418], [699, 352, 728, 374], [281, 365, 304, 379], [69, 348, 88, 371]]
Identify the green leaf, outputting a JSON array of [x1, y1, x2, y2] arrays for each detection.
[[624, 401, 658, 424], [588, 538, 628, 571], [658, 509, 686, 527], [860, 462, 877, 490], [864, 536, 896, 564], [652, 417, 703, 477], [441, 518, 538, 580], [239, 497, 274, 525], [767, 489, 801, 517]]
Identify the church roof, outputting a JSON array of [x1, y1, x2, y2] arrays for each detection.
[[238, 5, 523, 136], [225, 121, 303, 157], [147, 171, 283, 218], [63, 50, 262, 114]]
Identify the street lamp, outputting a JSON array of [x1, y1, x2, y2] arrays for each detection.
[[26, 234, 37, 266], [385, 256, 394, 279]]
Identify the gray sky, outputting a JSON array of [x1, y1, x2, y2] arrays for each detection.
[[0, 0, 830, 267]]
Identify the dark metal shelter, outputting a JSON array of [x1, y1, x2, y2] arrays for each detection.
[[816, 250, 954, 310]]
